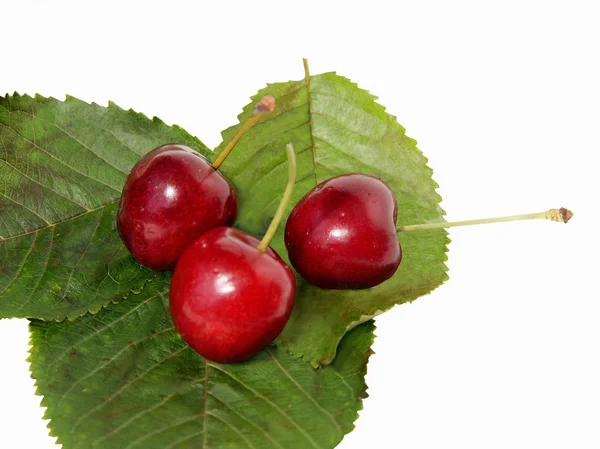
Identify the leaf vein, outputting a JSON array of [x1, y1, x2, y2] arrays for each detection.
[[0, 191, 51, 226], [13, 227, 55, 315], [0, 229, 38, 295], [310, 91, 388, 129], [71, 345, 190, 434], [224, 121, 310, 180], [46, 291, 163, 371], [208, 362, 321, 449], [53, 326, 176, 410], [164, 431, 202, 449], [93, 388, 182, 448], [94, 124, 144, 159], [123, 413, 206, 449], [2, 103, 129, 176], [0, 120, 120, 197], [207, 391, 286, 449], [267, 349, 342, 437], [206, 411, 257, 449], [57, 208, 104, 305], [331, 369, 355, 396], [0, 200, 117, 242], [311, 110, 386, 140], [303, 63, 318, 185]]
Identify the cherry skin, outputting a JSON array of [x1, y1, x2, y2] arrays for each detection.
[[284, 174, 401, 289], [169, 226, 296, 363], [117, 144, 237, 271]]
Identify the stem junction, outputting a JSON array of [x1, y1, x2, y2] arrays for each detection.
[[211, 95, 276, 170]]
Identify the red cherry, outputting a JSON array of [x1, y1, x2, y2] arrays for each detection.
[[284, 174, 402, 289], [117, 95, 276, 271], [117, 144, 237, 271], [169, 226, 296, 363]]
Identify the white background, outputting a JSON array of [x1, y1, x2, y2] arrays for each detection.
[[1, 1, 599, 448]]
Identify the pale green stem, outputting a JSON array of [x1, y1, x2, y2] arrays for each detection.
[[257, 143, 297, 252], [397, 208, 573, 232]]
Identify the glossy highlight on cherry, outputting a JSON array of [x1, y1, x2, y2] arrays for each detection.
[[285, 173, 402, 289], [169, 226, 296, 363], [117, 96, 276, 272], [169, 142, 298, 363]]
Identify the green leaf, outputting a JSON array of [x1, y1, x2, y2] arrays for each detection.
[[0, 94, 210, 320], [29, 274, 374, 449], [217, 72, 449, 365], [14, 70, 443, 447]]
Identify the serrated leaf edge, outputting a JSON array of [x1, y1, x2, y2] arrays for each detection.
[[216, 72, 451, 366], [1, 93, 209, 323], [27, 317, 377, 448]]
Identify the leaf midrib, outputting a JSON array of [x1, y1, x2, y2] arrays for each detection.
[[304, 69, 318, 187], [0, 199, 118, 242]]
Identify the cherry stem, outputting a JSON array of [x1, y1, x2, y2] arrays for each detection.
[[397, 208, 573, 232], [257, 143, 297, 253], [211, 95, 276, 170]]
